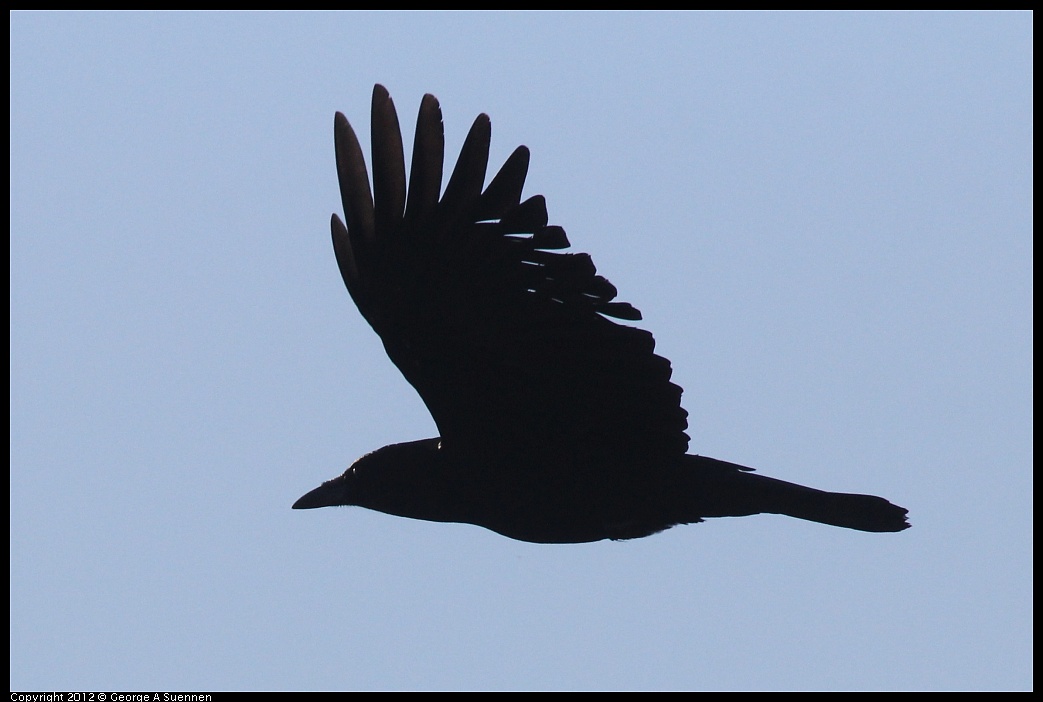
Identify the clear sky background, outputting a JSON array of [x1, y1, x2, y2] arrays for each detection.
[[10, 11, 1031, 691]]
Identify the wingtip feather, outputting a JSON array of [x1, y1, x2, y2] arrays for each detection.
[[370, 86, 406, 235], [405, 94, 445, 225], [333, 111, 375, 243]]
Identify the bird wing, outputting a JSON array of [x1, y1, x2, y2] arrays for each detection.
[[331, 85, 689, 466]]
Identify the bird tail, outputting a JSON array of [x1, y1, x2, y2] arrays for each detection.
[[685, 456, 910, 533]]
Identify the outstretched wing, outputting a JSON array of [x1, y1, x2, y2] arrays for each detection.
[[331, 85, 688, 465]]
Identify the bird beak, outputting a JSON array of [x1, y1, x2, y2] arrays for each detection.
[[292, 476, 349, 509]]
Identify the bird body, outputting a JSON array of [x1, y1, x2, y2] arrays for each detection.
[[293, 85, 909, 543]]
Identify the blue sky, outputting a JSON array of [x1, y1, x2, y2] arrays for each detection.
[[10, 11, 1032, 691]]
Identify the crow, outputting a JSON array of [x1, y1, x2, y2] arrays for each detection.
[[293, 85, 909, 543]]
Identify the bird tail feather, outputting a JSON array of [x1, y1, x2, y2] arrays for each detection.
[[686, 456, 910, 533]]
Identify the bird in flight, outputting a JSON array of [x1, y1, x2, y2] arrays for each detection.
[[293, 85, 909, 543]]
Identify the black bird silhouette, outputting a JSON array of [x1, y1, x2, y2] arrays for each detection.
[[293, 85, 909, 543]]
